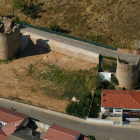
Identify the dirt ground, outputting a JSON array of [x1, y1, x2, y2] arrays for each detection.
[[0, 49, 96, 113]]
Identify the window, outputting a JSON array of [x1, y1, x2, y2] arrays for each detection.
[[115, 108, 121, 112]]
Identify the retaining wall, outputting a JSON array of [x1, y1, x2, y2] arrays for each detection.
[[22, 31, 99, 64]]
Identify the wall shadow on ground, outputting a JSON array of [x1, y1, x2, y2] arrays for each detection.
[[19, 38, 51, 58]]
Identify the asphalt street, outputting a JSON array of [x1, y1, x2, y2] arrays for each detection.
[[0, 98, 140, 140], [21, 26, 139, 63]]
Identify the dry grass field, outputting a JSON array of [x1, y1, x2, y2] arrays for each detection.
[[0, 0, 140, 49], [0, 48, 97, 113]]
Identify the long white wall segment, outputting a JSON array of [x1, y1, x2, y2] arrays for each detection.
[[22, 31, 99, 64], [86, 117, 114, 125]]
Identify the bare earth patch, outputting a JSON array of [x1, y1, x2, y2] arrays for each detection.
[[0, 51, 96, 113]]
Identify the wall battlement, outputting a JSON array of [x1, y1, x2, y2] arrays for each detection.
[[116, 56, 139, 89], [0, 17, 20, 60]]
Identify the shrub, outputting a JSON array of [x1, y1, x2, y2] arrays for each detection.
[[50, 22, 60, 32], [102, 81, 115, 89], [111, 76, 118, 85], [88, 135, 96, 140], [66, 93, 92, 118], [107, 84, 115, 89], [133, 85, 140, 90], [13, 16, 19, 23]]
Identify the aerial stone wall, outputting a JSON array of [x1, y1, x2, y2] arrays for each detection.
[[116, 56, 139, 89], [22, 31, 99, 64], [0, 18, 20, 60]]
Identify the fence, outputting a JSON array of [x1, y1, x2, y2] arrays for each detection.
[[18, 22, 118, 51], [86, 117, 114, 125]]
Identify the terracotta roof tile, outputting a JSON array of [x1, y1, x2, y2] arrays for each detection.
[[101, 90, 140, 109], [44, 124, 80, 140], [0, 106, 28, 123], [0, 130, 8, 140], [0, 106, 29, 139]]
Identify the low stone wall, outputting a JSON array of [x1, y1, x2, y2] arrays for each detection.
[[34, 121, 50, 130], [22, 31, 99, 64], [86, 117, 114, 125]]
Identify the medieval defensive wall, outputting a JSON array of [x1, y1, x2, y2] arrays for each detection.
[[0, 17, 20, 60], [116, 56, 139, 89]]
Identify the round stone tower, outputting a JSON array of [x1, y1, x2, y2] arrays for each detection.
[[116, 56, 139, 89], [0, 17, 20, 60]]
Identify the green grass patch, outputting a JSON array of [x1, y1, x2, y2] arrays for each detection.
[[0, 58, 15, 65], [26, 63, 97, 99], [9, 96, 24, 102], [100, 54, 126, 63]]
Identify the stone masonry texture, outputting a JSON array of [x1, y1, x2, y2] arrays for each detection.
[[0, 17, 20, 60]]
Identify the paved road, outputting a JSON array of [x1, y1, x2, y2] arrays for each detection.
[[21, 27, 139, 63], [0, 98, 140, 140]]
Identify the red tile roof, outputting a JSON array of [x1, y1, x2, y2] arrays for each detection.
[[0, 106, 28, 140], [101, 90, 140, 109], [0, 106, 28, 123], [44, 124, 81, 140]]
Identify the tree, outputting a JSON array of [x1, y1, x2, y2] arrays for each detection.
[[66, 93, 92, 118], [88, 135, 96, 140]]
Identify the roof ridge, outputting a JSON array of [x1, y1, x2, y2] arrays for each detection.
[[5, 118, 23, 124], [50, 127, 80, 138], [0, 130, 8, 137], [0, 110, 28, 121], [130, 94, 140, 108]]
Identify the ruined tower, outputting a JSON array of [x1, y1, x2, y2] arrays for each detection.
[[116, 56, 139, 89], [0, 17, 20, 60]]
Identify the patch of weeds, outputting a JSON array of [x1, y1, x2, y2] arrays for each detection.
[[27, 64, 35, 76], [28, 100, 32, 104], [37, 103, 45, 108], [49, 22, 60, 32], [0, 58, 15, 65], [102, 62, 116, 72], [9, 96, 24, 102], [30, 87, 38, 92], [100, 55, 126, 63], [13, 16, 19, 23], [126, 0, 136, 4], [29, 63, 97, 100], [95, 18, 98, 21]]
